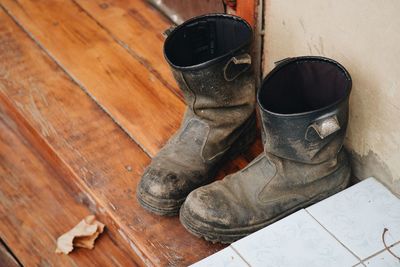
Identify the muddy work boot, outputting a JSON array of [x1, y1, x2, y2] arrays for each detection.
[[180, 56, 352, 242], [137, 14, 256, 216]]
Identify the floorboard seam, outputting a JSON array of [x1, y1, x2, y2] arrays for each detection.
[[0, 238, 23, 267], [0, 3, 153, 158], [70, 0, 184, 102], [0, 91, 148, 267]]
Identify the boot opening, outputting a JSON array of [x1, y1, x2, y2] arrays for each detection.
[[259, 58, 351, 114], [164, 15, 252, 68]]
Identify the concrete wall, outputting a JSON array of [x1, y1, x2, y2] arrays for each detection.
[[262, 0, 400, 195]]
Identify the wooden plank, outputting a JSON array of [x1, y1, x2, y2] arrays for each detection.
[[0, 240, 21, 267], [2, 0, 262, 179], [0, 117, 139, 266], [0, 0, 185, 157], [146, 0, 225, 24], [75, 0, 182, 100], [69, 0, 263, 177], [0, 9, 224, 266], [237, 0, 256, 27], [0, 0, 262, 165]]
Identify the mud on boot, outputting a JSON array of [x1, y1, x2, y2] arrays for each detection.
[[137, 14, 256, 216], [180, 56, 352, 242]]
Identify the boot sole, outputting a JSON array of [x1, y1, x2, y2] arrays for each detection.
[[136, 113, 258, 216], [179, 164, 351, 243], [136, 190, 186, 216]]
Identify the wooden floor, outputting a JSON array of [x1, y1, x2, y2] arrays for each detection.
[[0, 1, 262, 266]]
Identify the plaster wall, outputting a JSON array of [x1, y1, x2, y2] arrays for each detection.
[[263, 0, 400, 194]]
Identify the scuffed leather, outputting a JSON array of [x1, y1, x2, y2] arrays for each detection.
[[181, 148, 350, 231], [137, 54, 255, 214], [139, 118, 210, 201], [180, 56, 352, 241], [172, 59, 256, 161]]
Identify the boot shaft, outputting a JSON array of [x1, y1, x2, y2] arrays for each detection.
[[258, 57, 352, 163], [164, 14, 255, 121]]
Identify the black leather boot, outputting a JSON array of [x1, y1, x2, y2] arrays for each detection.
[[137, 14, 256, 215], [180, 56, 352, 243]]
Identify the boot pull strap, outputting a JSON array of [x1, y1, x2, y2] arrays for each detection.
[[223, 53, 252, 81], [305, 114, 341, 141]]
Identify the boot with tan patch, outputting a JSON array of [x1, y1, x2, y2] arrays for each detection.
[[180, 56, 352, 243]]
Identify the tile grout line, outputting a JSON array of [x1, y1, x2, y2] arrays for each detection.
[[229, 245, 252, 267], [359, 239, 400, 264], [0, 3, 154, 159], [307, 207, 400, 265], [304, 209, 363, 262]]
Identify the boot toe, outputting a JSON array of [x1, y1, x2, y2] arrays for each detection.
[[137, 161, 208, 215], [180, 182, 241, 230], [137, 168, 185, 214]]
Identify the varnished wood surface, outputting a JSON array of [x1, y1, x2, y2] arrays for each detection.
[[147, 0, 225, 24], [0, 240, 20, 267], [1, 0, 185, 157], [0, 115, 139, 267], [237, 0, 257, 27], [0, 0, 262, 266], [75, 0, 182, 99], [0, 6, 227, 266]]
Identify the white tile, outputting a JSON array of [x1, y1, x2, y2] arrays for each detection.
[[307, 177, 400, 259], [190, 247, 248, 267], [231, 210, 359, 267], [364, 244, 400, 266]]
